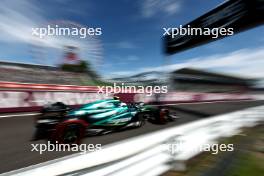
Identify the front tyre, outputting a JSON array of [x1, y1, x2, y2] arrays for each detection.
[[134, 113, 146, 127]]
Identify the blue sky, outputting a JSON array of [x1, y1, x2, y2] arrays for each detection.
[[0, 0, 263, 80]]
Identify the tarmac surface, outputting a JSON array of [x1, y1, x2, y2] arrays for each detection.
[[0, 100, 263, 174]]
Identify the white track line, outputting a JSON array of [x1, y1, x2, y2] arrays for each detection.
[[0, 113, 40, 119]]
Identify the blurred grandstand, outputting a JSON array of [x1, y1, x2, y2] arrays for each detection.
[[0, 59, 257, 93], [111, 68, 256, 93], [0, 60, 98, 85], [170, 68, 256, 93], [111, 71, 167, 85]]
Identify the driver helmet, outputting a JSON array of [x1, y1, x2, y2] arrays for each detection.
[[113, 96, 120, 100]]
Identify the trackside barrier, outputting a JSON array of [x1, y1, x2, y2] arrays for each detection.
[[2, 105, 264, 176], [0, 81, 257, 113]]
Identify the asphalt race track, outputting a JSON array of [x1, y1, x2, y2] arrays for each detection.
[[0, 100, 263, 174]]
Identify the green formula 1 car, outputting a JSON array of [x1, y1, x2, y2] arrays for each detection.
[[33, 97, 178, 144]]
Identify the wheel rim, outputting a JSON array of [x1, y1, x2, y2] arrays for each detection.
[[63, 128, 78, 144], [137, 119, 145, 127], [160, 110, 169, 123]]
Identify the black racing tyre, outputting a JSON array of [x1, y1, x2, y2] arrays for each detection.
[[51, 124, 84, 144], [134, 113, 146, 127], [158, 109, 170, 124]]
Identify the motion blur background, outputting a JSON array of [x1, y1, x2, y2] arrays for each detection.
[[0, 0, 263, 175]]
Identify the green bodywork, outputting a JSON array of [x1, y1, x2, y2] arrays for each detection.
[[66, 99, 156, 127]]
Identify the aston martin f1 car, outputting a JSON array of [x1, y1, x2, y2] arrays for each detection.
[[33, 98, 177, 144]]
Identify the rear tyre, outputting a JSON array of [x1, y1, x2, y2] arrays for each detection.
[[51, 124, 84, 144], [158, 109, 170, 124]]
